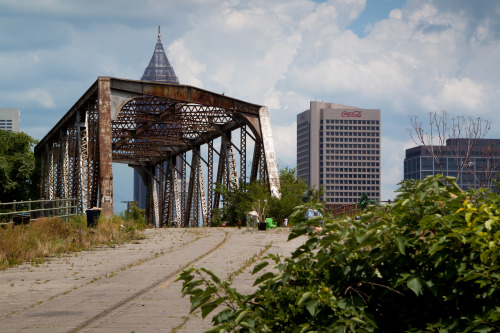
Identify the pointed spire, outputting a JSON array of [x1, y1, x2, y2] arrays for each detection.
[[141, 26, 179, 84]]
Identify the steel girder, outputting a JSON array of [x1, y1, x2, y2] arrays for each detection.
[[35, 77, 280, 225]]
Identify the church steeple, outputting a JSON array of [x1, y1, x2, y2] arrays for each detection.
[[141, 25, 179, 84]]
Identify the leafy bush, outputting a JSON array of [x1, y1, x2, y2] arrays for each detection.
[[214, 167, 309, 226], [0, 130, 39, 201], [177, 175, 500, 332], [126, 201, 146, 229]]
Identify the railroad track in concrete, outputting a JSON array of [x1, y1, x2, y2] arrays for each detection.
[[1, 228, 229, 332], [1, 227, 301, 332], [69, 229, 230, 332]]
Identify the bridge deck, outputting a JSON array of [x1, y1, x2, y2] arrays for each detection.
[[0, 227, 304, 332]]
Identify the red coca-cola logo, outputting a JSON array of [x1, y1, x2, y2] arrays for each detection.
[[341, 110, 362, 117]]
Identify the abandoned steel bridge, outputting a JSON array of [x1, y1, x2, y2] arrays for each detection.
[[34, 77, 280, 227]]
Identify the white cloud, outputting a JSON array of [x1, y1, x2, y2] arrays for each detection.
[[422, 77, 485, 113], [168, 39, 206, 87], [272, 121, 297, 166], [381, 137, 415, 200], [389, 9, 402, 20], [13, 88, 55, 109], [2, 0, 500, 210]]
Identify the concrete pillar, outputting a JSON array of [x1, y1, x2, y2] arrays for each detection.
[[98, 77, 114, 216]]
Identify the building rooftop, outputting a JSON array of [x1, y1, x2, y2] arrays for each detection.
[[141, 25, 179, 84]]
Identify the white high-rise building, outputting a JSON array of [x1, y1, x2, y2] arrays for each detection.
[[297, 101, 381, 205], [0, 108, 20, 132]]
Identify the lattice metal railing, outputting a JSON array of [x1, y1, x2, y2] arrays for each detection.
[[35, 78, 280, 227]]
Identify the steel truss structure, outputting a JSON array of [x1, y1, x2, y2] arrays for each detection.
[[35, 77, 280, 226]]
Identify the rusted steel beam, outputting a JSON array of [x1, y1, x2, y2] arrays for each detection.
[[98, 77, 114, 215], [109, 78, 262, 115], [241, 126, 247, 184], [35, 83, 98, 155], [36, 77, 282, 227], [161, 122, 240, 160], [250, 141, 262, 183]]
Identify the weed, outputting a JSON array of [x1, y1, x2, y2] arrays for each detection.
[[227, 242, 273, 282], [0, 215, 145, 270]]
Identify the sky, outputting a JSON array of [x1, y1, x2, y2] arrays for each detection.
[[1, 0, 500, 213]]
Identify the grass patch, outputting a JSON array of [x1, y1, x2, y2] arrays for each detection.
[[0, 214, 145, 270]]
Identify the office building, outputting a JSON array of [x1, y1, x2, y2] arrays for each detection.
[[297, 101, 381, 205], [0, 108, 20, 132], [404, 139, 500, 190], [133, 27, 180, 209]]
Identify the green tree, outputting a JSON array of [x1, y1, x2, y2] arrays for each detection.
[[215, 167, 308, 226], [214, 180, 269, 225], [302, 184, 324, 204], [0, 130, 39, 202], [269, 167, 307, 225], [177, 175, 499, 332], [394, 178, 420, 198], [127, 201, 146, 229], [358, 192, 375, 209]]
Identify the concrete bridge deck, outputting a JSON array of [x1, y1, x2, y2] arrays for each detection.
[[0, 227, 305, 332]]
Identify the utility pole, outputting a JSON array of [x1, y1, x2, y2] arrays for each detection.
[[121, 201, 134, 219]]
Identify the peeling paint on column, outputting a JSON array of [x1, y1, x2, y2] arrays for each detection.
[[259, 107, 281, 199], [98, 77, 114, 216]]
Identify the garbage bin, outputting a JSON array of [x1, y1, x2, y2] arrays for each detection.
[[13, 213, 30, 225], [86, 208, 101, 228], [258, 222, 267, 230]]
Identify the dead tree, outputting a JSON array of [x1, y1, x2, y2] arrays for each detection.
[[409, 111, 491, 182]]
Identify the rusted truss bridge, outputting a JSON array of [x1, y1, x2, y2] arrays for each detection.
[[34, 77, 280, 227]]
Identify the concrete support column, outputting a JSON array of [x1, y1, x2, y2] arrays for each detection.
[[259, 107, 281, 199], [98, 77, 114, 216]]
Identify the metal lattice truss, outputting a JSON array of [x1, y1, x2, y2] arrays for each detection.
[[35, 77, 280, 226]]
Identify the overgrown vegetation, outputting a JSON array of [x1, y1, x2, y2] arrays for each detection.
[[215, 167, 309, 226], [121, 201, 147, 230], [0, 130, 39, 202], [0, 214, 145, 270], [178, 175, 499, 332]]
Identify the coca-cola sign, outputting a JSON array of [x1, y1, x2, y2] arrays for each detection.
[[341, 110, 362, 117]]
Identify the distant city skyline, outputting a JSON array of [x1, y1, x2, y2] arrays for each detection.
[[1, 0, 499, 212]]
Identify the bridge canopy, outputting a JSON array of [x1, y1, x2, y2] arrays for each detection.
[[35, 77, 280, 226]]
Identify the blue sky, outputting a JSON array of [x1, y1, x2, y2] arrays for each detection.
[[1, 0, 500, 213], [349, 0, 406, 36]]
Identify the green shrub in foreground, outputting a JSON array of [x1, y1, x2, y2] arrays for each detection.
[[177, 175, 500, 332]]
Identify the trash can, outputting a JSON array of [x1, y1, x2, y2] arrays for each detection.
[[13, 213, 30, 225], [258, 222, 267, 231], [86, 208, 101, 228]]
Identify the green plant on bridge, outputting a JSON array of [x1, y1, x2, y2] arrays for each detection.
[[358, 192, 375, 209], [214, 167, 309, 226], [177, 175, 499, 332]]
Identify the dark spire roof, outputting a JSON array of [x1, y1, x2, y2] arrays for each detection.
[[141, 25, 179, 84]]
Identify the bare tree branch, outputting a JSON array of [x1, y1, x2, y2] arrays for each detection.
[[408, 111, 491, 186]]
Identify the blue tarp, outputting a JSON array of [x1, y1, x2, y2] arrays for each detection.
[[306, 209, 324, 227], [305, 209, 322, 219]]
